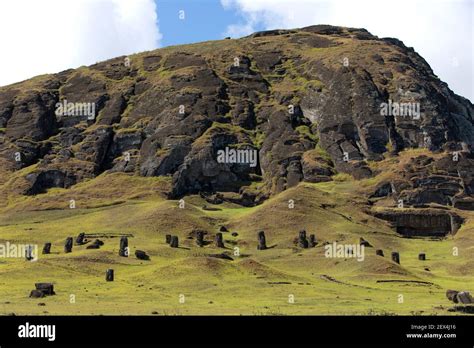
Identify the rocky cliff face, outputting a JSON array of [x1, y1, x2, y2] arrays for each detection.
[[0, 25, 473, 207]]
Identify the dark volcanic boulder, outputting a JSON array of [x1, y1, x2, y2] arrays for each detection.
[[457, 291, 474, 304], [209, 253, 234, 261], [135, 250, 150, 260], [29, 290, 45, 298], [35, 283, 55, 295], [86, 239, 104, 249], [446, 290, 459, 303]]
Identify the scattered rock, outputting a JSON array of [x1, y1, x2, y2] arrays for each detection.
[[376, 249, 384, 257], [202, 205, 221, 211], [135, 250, 150, 260], [446, 290, 459, 303], [359, 237, 372, 247], [86, 239, 104, 249], [29, 290, 45, 298], [418, 253, 426, 261], [308, 234, 317, 248], [219, 226, 228, 232], [457, 291, 474, 304], [35, 283, 55, 295], [30, 283, 55, 298], [449, 305, 474, 314], [231, 232, 238, 237], [445, 289, 474, 304], [209, 253, 233, 261], [370, 182, 393, 198], [165, 234, 171, 244]]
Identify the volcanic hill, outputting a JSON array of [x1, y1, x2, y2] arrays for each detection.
[[0, 25, 472, 315]]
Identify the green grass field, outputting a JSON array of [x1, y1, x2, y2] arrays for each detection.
[[0, 167, 472, 315]]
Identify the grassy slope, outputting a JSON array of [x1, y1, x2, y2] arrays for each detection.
[[0, 155, 472, 315]]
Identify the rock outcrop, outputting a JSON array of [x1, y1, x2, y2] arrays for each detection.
[[371, 208, 463, 236]]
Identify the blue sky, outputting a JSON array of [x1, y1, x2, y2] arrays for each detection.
[[157, 0, 251, 47], [0, 0, 472, 101]]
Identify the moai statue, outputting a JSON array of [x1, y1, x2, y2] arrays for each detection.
[[257, 231, 267, 250], [308, 234, 317, 248], [376, 249, 384, 257], [76, 232, 86, 245], [64, 237, 73, 253], [196, 231, 204, 247], [170, 236, 179, 248], [106, 269, 114, 282], [166, 234, 171, 244], [215, 233, 225, 248], [119, 236, 128, 257], [391, 251, 400, 264], [42, 243, 52, 255], [418, 253, 426, 261], [25, 245, 34, 261], [298, 230, 309, 248]]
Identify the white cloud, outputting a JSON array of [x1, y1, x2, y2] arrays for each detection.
[[222, 0, 473, 101], [0, 0, 161, 87]]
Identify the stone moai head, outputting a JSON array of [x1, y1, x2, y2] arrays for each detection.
[[119, 236, 128, 257], [170, 236, 179, 248], [42, 243, 52, 255], [64, 237, 73, 253], [391, 251, 400, 264], [257, 231, 267, 250], [215, 233, 225, 248], [298, 230, 309, 248], [106, 269, 114, 281]]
